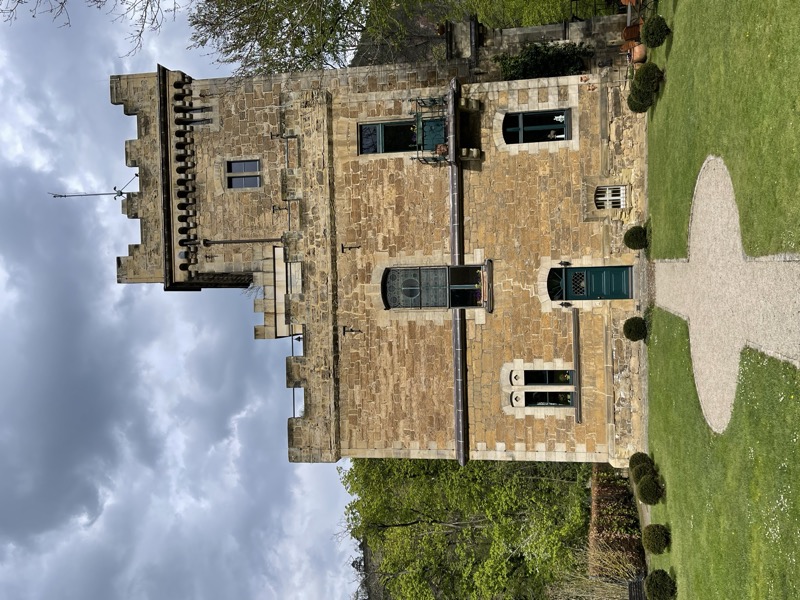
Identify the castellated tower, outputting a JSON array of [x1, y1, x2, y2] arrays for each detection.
[[110, 18, 648, 468], [110, 65, 334, 460]]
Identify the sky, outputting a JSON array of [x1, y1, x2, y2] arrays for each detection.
[[0, 5, 357, 599]]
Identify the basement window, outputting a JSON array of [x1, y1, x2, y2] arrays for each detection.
[[594, 185, 626, 209]]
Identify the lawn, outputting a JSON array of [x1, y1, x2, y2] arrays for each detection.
[[646, 0, 800, 258], [646, 310, 800, 598], [644, 1, 800, 596]]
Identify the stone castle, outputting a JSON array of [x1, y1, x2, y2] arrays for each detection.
[[110, 15, 646, 467]]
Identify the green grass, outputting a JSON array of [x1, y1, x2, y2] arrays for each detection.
[[646, 0, 800, 258], [647, 309, 800, 599]]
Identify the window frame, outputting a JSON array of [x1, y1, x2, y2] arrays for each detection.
[[358, 118, 446, 155], [226, 159, 261, 189], [381, 265, 484, 310], [509, 369, 575, 408], [502, 109, 571, 145], [594, 185, 627, 210]]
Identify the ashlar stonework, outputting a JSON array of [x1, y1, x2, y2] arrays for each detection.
[[110, 15, 646, 467]]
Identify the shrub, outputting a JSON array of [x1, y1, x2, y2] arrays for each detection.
[[635, 62, 664, 93], [629, 452, 653, 471], [623, 317, 648, 342], [637, 474, 664, 505], [644, 569, 677, 599], [495, 42, 594, 80], [642, 15, 671, 48], [631, 462, 656, 484], [624, 225, 649, 249], [627, 92, 652, 113], [642, 524, 671, 554]]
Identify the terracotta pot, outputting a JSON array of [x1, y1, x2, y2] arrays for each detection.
[[632, 44, 647, 63]]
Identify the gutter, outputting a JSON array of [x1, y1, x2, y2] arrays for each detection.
[[447, 78, 469, 466]]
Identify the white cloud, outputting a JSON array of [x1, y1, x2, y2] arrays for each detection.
[[0, 47, 56, 173], [0, 5, 358, 600], [0, 256, 19, 316]]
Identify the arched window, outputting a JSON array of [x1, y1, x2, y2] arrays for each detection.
[[502, 110, 570, 144], [381, 266, 483, 309]]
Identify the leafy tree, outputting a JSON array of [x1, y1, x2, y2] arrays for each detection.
[[0, 0, 176, 51], [340, 459, 590, 600]]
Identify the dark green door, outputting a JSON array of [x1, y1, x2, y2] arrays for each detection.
[[547, 267, 632, 301]]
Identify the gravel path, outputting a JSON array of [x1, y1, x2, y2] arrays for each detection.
[[654, 156, 800, 433]]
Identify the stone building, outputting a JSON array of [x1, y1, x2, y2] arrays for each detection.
[[110, 15, 646, 468]]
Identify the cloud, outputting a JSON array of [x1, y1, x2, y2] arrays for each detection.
[[0, 4, 357, 599]]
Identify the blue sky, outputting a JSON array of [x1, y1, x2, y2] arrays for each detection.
[[0, 5, 356, 599]]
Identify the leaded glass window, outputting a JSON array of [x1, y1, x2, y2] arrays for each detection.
[[382, 266, 483, 309]]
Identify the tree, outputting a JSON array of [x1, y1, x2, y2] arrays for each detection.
[[188, 0, 453, 75], [340, 459, 590, 600], [0, 0, 177, 52]]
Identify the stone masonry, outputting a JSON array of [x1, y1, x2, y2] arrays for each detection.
[[109, 16, 647, 467]]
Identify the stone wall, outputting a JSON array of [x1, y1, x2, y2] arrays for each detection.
[[110, 48, 647, 465]]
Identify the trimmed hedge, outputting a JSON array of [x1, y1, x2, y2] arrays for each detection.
[[636, 62, 665, 93], [627, 93, 652, 113], [629, 452, 654, 470], [631, 462, 656, 484], [642, 524, 671, 554], [644, 569, 677, 599], [624, 317, 648, 342], [637, 473, 664, 505], [642, 15, 671, 48], [627, 62, 664, 113], [624, 225, 649, 250]]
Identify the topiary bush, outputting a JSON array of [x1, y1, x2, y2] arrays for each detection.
[[642, 524, 671, 554], [629, 452, 653, 471], [631, 462, 656, 484], [637, 473, 664, 505], [623, 317, 648, 342], [635, 62, 664, 93], [624, 225, 649, 250], [644, 569, 677, 599], [642, 15, 671, 48], [627, 92, 652, 113]]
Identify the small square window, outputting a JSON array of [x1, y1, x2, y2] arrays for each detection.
[[226, 160, 261, 189]]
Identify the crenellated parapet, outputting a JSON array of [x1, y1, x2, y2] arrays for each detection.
[[282, 89, 341, 463], [111, 72, 166, 284]]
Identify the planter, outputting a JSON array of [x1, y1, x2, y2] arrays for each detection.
[[632, 44, 647, 63]]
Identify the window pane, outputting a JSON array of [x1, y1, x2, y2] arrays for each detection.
[[227, 160, 259, 173], [420, 267, 448, 307], [524, 391, 573, 406], [523, 370, 573, 385], [382, 122, 416, 153], [503, 110, 569, 144], [421, 118, 446, 151], [448, 266, 482, 307], [359, 124, 379, 155], [228, 175, 261, 188], [384, 268, 421, 308]]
